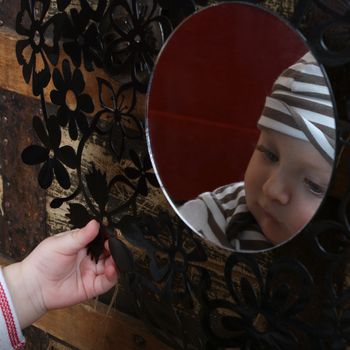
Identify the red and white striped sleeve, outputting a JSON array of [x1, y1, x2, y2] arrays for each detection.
[[0, 268, 25, 350]]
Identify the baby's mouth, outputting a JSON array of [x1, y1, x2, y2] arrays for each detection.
[[258, 203, 278, 223]]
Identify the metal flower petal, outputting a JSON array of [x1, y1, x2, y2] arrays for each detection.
[[53, 158, 71, 189], [56, 145, 78, 169], [38, 159, 54, 189], [22, 145, 49, 165]]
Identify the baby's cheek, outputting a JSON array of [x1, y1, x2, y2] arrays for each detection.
[[291, 205, 318, 233], [244, 179, 256, 209]]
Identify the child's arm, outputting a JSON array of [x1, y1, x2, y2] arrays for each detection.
[[2, 220, 118, 329]]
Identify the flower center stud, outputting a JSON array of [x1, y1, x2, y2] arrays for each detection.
[[102, 216, 109, 227], [252, 312, 269, 333], [48, 149, 55, 159], [77, 35, 85, 46], [134, 34, 141, 44], [65, 90, 78, 111], [174, 250, 186, 264], [33, 30, 41, 46]]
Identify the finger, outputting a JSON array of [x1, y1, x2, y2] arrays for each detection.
[[105, 258, 118, 282], [105, 255, 119, 279], [54, 220, 100, 255], [94, 266, 118, 295], [96, 254, 118, 276], [103, 240, 112, 257], [54, 228, 79, 237], [94, 256, 107, 275]]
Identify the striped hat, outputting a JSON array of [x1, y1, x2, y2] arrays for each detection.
[[257, 52, 335, 165]]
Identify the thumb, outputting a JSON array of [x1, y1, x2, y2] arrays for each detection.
[[55, 220, 100, 255]]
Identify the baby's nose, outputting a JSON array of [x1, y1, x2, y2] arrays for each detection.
[[262, 172, 290, 205]]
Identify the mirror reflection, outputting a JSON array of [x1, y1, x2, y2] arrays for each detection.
[[147, 3, 336, 251]]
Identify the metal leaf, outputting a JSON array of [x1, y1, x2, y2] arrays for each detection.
[[85, 165, 109, 209], [66, 203, 93, 228], [109, 236, 134, 273]]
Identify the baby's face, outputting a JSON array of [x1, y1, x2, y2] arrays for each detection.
[[244, 129, 332, 245]]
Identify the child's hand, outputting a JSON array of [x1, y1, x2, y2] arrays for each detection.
[[3, 220, 118, 329]]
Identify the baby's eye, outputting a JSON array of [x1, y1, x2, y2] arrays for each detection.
[[256, 145, 279, 163], [304, 178, 326, 197]]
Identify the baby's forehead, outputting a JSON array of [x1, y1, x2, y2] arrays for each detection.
[[257, 52, 335, 166]]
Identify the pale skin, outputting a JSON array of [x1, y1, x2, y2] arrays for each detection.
[[244, 128, 332, 245], [2, 220, 118, 329]]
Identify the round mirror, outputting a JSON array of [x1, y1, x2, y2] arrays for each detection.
[[147, 3, 336, 251]]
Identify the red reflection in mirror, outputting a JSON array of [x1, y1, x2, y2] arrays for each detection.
[[148, 3, 307, 202]]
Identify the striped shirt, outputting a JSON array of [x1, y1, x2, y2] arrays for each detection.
[[178, 182, 272, 251]]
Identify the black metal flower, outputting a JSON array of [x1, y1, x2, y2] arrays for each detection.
[[124, 150, 159, 196], [101, 0, 172, 91], [22, 115, 77, 190], [202, 255, 315, 349], [50, 59, 94, 140], [62, 7, 104, 72], [96, 79, 143, 160], [16, 0, 63, 96], [118, 212, 207, 302]]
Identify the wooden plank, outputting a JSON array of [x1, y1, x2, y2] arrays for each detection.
[[34, 301, 173, 350], [0, 26, 37, 99]]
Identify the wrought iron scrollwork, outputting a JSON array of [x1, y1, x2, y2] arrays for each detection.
[[16, 0, 164, 261], [14, 0, 350, 348]]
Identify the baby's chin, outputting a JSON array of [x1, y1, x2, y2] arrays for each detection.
[[261, 220, 306, 246], [258, 219, 295, 246], [247, 201, 300, 245]]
